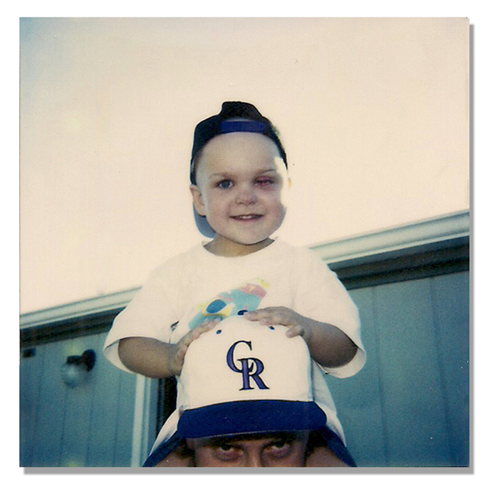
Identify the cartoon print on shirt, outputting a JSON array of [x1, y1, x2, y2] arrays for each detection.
[[187, 278, 269, 330]]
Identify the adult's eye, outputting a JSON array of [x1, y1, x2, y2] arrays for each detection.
[[214, 444, 240, 461], [266, 441, 293, 458]]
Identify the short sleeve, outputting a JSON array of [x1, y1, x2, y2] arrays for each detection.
[[293, 248, 366, 378], [103, 266, 180, 372]]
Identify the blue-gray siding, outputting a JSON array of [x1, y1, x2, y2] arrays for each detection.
[[20, 270, 469, 467], [20, 333, 138, 467], [327, 271, 469, 467]]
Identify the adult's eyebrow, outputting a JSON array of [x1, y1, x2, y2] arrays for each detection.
[[204, 432, 299, 447]]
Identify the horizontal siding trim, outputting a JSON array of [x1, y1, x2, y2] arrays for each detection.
[[332, 239, 469, 290], [21, 288, 139, 330], [20, 309, 122, 348], [312, 210, 469, 265]]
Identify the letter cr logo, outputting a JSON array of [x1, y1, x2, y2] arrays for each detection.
[[226, 340, 269, 391]]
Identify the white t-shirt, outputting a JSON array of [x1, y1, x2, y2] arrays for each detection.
[[104, 239, 365, 444]]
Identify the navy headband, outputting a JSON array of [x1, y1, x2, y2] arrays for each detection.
[[220, 120, 269, 134]]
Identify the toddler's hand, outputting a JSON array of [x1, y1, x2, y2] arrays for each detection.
[[169, 320, 218, 376], [244, 307, 312, 343]]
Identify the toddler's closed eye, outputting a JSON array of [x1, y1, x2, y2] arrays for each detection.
[[256, 178, 274, 187]]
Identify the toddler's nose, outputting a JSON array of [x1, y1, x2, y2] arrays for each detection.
[[236, 185, 257, 205]]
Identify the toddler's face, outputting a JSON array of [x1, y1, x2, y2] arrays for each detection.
[[191, 132, 290, 256]]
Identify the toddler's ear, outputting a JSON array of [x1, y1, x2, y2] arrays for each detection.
[[190, 184, 206, 216]]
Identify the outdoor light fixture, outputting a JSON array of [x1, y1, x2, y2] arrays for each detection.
[[61, 349, 96, 388]]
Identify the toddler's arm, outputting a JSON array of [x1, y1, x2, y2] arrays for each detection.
[[118, 320, 217, 378], [245, 307, 357, 368]]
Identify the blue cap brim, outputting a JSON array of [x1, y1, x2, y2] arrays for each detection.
[[177, 400, 327, 439], [193, 206, 216, 238]]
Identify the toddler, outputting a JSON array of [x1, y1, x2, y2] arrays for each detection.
[[103, 101, 366, 465]]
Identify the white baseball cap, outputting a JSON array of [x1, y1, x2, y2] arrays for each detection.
[[176, 316, 327, 439]]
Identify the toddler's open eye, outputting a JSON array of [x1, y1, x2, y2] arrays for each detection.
[[217, 179, 233, 189]]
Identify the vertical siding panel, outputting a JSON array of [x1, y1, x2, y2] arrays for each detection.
[[19, 346, 44, 466], [328, 287, 388, 466], [59, 336, 98, 467], [86, 333, 122, 467], [369, 286, 392, 466], [113, 369, 136, 466], [374, 279, 450, 466], [431, 272, 470, 466], [31, 340, 68, 466]]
